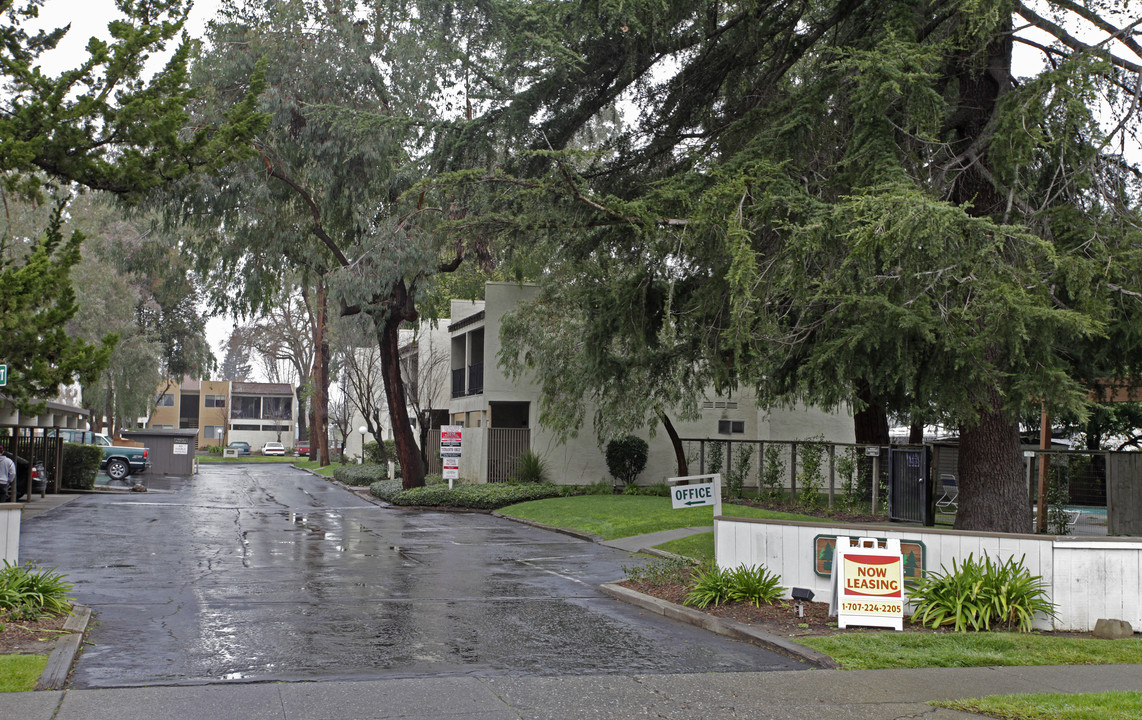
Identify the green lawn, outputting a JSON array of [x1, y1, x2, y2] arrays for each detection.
[[0, 654, 48, 693], [499, 495, 822, 540], [197, 455, 299, 464], [936, 692, 1142, 720], [293, 460, 339, 477], [654, 531, 716, 562], [799, 632, 1142, 670]]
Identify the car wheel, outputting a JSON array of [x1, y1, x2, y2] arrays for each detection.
[[107, 459, 130, 481]]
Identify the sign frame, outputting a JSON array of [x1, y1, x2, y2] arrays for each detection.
[[830, 536, 904, 631], [666, 473, 723, 516]]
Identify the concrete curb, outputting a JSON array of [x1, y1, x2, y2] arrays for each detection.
[[599, 583, 839, 670], [36, 604, 91, 690]]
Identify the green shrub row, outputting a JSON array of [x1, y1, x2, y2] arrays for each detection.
[[61, 443, 102, 490], [368, 480, 585, 509], [334, 463, 388, 486]]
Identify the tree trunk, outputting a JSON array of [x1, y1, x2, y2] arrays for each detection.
[[908, 422, 924, 445], [955, 399, 1029, 533], [318, 279, 331, 466], [945, 20, 1023, 532], [312, 278, 330, 466], [373, 292, 425, 489], [853, 381, 889, 445], [656, 408, 688, 476]]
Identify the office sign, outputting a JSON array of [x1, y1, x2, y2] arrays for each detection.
[[671, 482, 716, 509]]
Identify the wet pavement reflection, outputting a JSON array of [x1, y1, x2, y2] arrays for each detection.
[[21, 464, 805, 686]]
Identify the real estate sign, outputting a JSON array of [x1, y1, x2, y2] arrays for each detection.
[[830, 536, 904, 631], [442, 456, 460, 480], [441, 425, 462, 458]]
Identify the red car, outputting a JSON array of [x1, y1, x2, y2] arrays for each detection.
[[296, 440, 311, 456]]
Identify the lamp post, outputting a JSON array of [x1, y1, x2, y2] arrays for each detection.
[[359, 425, 367, 464]]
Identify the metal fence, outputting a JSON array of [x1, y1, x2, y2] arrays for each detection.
[[680, 438, 893, 513], [488, 428, 530, 483]]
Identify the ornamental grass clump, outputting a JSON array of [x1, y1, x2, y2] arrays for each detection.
[[728, 564, 786, 607], [684, 563, 785, 609], [907, 554, 1056, 632], [0, 561, 75, 621]]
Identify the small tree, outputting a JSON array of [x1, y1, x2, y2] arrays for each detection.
[[605, 435, 649, 488]]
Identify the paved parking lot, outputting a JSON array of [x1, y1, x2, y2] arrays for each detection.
[[20, 464, 804, 687]]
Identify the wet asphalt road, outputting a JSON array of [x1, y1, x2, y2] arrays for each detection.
[[21, 464, 805, 687]]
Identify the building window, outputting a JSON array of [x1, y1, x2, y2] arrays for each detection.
[[262, 396, 293, 420], [157, 394, 175, 407], [204, 426, 225, 440], [231, 424, 260, 431], [232, 396, 260, 419], [718, 419, 745, 435], [205, 395, 226, 408]]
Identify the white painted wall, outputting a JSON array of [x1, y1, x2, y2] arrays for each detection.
[[463, 282, 855, 487], [716, 517, 1142, 632], [0, 505, 20, 563]]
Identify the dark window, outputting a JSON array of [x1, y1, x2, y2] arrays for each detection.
[[717, 419, 745, 435], [205, 394, 226, 408], [263, 396, 292, 420], [232, 396, 260, 419], [157, 394, 175, 407]]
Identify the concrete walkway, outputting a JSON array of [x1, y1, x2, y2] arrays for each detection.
[[3, 664, 1142, 719], [601, 525, 712, 553]]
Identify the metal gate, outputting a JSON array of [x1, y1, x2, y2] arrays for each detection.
[[889, 447, 932, 525]]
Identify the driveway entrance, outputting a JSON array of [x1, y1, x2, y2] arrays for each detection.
[[21, 464, 804, 687]]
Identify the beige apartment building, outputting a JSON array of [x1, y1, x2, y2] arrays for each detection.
[[148, 379, 297, 451]]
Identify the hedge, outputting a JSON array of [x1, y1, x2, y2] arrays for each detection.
[[61, 443, 102, 490], [369, 480, 575, 509], [333, 464, 388, 486]]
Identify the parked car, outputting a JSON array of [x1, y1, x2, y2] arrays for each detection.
[[51, 429, 150, 481], [296, 440, 311, 457], [227, 441, 251, 456], [261, 442, 286, 456]]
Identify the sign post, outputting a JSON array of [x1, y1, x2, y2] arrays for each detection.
[[830, 536, 905, 631], [667, 473, 723, 558], [440, 425, 462, 488]]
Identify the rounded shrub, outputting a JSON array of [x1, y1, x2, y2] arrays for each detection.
[[605, 435, 648, 487], [61, 443, 102, 490]]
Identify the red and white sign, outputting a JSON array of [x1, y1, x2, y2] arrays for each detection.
[[441, 426, 462, 444], [831, 536, 904, 631]]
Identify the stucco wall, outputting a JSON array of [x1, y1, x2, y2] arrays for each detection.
[[715, 516, 1142, 632]]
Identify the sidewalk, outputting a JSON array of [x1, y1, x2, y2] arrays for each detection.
[[3, 664, 1141, 719]]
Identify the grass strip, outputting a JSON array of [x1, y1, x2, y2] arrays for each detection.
[[0, 654, 49, 693], [198, 455, 299, 464], [934, 691, 1142, 720], [799, 632, 1142, 670], [655, 531, 715, 563], [499, 495, 822, 540], [293, 460, 338, 477]]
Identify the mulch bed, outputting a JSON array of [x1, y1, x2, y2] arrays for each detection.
[[619, 577, 935, 638], [0, 612, 70, 655]]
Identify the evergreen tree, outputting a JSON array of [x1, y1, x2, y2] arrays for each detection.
[[168, 0, 500, 483], [0, 0, 264, 412], [420, 0, 1142, 532], [219, 328, 253, 382]]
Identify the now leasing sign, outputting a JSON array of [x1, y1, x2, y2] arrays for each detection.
[[831, 536, 904, 631]]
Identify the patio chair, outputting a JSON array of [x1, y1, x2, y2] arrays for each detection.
[[935, 473, 958, 512]]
